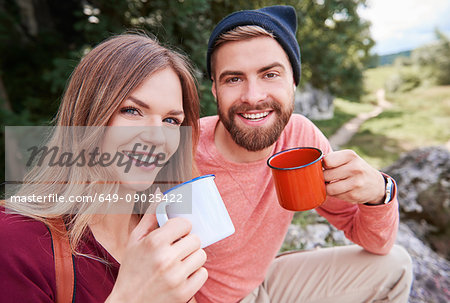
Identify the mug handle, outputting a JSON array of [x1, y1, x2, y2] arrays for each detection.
[[156, 202, 169, 227]]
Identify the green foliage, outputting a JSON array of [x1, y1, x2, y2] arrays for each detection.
[[382, 30, 450, 94], [385, 68, 421, 93], [377, 50, 411, 66], [293, 0, 374, 100], [412, 29, 450, 85], [1, 0, 375, 118]]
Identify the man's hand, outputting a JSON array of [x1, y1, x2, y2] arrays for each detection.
[[323, 150, 385, 205]]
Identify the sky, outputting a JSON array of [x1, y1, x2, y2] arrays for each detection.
[[358, 0, 450, 55]]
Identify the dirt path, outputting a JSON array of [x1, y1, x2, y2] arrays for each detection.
[[328, 89, 392, 150]]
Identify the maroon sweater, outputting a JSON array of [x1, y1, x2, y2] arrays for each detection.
[[0, 207, 119, 302]]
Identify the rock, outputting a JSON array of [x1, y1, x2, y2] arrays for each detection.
[[294, 83, 334, 120], [383, 146, 449, 214], [283, 220, 450, 303], [383, 146, 450, 259], [303, 224, 330, 249], [283, 211, 352, 251], [396, 223, 450, 303]]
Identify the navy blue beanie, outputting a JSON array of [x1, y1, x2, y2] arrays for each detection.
[[207, 5, 301, 85]]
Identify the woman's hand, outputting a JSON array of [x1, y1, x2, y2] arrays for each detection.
[[106, 212, 208, 303]]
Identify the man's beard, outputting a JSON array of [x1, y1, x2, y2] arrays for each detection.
[[217, 98, 294, 152]]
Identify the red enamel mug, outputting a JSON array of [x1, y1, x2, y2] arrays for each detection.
[[267, 147, 326, 211]]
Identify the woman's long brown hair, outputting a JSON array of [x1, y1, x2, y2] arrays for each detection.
[[7, 33, 200, 253]]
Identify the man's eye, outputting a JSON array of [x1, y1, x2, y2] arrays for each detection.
[[265, 72, 278, 79], [120, 106, 140, 116], [226, 77, 241, 83]]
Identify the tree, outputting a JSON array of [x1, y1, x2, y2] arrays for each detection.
[[412, 29, 450, 85], [293, 0, 374, 100]]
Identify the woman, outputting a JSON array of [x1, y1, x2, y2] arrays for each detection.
[[0, 33, 207, 302]]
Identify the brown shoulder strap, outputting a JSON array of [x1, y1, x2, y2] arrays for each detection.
[[50, 218, 75, 303], [1, 201, 74, 301]]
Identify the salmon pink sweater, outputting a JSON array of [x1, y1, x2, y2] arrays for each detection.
[[194, 115, 398, 303]]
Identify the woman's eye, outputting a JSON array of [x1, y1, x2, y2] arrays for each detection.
[[163, 117, 182, 125], [120, 106, 141, 116]]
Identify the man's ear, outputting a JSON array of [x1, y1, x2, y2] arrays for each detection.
[[211, 80, 217, 100]]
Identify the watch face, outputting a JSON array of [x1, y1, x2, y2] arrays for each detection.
[[384, 176, 394, 204]]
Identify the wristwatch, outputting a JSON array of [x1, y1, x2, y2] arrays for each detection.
[[364, 174, 394, 206], [382, 175, 394, 204]]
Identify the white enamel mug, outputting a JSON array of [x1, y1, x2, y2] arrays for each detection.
[[156, 174, 235, 248]]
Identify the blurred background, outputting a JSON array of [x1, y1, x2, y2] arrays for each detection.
[[0, 1, 449, 302]]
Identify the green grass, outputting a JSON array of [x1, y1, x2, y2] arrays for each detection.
[[343, 85, 450, 169], [312, 98, 375, 137], [313, 66, 450, 170], [364, 66, 397, 94]]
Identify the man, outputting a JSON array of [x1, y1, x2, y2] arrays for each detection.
[[195, 5, 412, 303]]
